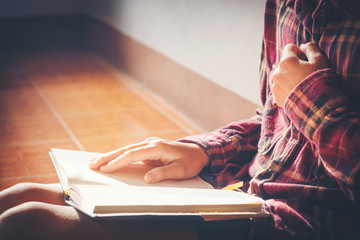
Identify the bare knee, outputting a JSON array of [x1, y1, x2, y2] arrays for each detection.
[[6, 182, 56, 195], [2, 182, 47, 199], [0, 182, 64, 212], [0, 201, 120, 240], [0, 201, 61, 240]]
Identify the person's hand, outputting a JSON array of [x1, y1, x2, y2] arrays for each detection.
[[89, 137, 209, 184], [272, 42, 329, 108]]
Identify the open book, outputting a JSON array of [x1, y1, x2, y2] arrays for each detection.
[[50, 148, 268, 221]]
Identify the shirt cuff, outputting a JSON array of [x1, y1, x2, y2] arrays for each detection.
[[177, 134, 229, 172]]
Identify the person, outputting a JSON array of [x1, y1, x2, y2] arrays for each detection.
[[1, 0, 360, 239]]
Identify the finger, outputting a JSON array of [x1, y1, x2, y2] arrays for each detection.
[[299, 42, 325, 64], [281, 43, 307, 61], [281, 43, 299, 59], [89, 142, 148, 170], [144, 162, 186, 184], [100, 143, 163, 172]]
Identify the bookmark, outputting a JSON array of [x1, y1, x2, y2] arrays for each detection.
[[64, 188, 70, 201], [222, 181, 244, 191]]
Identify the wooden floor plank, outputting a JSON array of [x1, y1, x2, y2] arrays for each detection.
[[0, 49, 199, 190]]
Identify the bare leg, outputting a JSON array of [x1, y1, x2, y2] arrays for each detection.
[[0, 183, 199, 240], [0, 183, 65, 215], [0, 201, 199, 240], [1, 202, 117, 240]]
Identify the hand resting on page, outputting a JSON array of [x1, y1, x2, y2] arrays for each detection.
[[89, 137, 209, 184]]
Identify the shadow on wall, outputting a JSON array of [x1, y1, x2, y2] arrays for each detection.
[[0, 0, 118, 54], [84, 0, 136, 74], [0, 16, 88, 54]]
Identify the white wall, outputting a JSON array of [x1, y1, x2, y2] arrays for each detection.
[[86, 0, 265, 105], [0, 0, 265, 105]]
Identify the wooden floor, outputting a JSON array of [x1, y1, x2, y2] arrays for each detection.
[[0, 49, 200, 190]]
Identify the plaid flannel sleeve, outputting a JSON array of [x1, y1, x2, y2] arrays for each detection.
[[284, 68, 360, 204], [178, 115, 262, 188]]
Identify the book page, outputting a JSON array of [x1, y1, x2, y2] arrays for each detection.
[[51, 148, 213, 189]]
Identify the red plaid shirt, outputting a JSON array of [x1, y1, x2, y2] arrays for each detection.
[[180, 0, 360, 239]]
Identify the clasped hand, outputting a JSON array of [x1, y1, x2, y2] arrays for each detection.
[[271, 42, 329, 108], [89, 137, 209, 184]]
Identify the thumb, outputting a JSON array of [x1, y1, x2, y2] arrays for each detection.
[[144, 162, 186, 184]]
